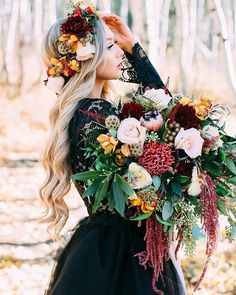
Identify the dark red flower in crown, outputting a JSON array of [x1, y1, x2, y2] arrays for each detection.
[[61, 16, 94, 37], [119, 102, 144, 120], [168, 104, 201, 129], [138, 141, 175, 175], [75, 8, 82, 16]]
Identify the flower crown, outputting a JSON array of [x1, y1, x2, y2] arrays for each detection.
[[45, 1, 99, 94]]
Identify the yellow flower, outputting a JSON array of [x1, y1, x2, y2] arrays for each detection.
[[121, 144, 131, 157], [180, 96, 192, 106], [97, 133, 118, 154], [69, 59, 80, 72], [50, 58, 59, 66]]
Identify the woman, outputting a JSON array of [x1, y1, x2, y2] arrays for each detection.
[[40, 3, 187, 295]]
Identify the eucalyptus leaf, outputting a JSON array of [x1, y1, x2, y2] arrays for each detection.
[[192, 224, 205, 240], [109, 128, 117, 137], [231, 226, 236, 239], [152, 176, 161, 189], [162, 201, 174, 220], [171, 182, 182, 196]]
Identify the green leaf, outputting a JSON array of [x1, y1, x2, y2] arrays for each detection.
[[224, 158, 236, 175], [215, 183, 229, 196], [218, 149, 226, 162], [116, 174, 137, 199], [155, 214, 173, 226], [217, 200, 228, 216], [72, 170, 102, 181], [112, 176, 126, 216], [174, 175, 190, 184], [162, 201, 174, 220], [228, 176, 236, 184], [152, 176, 161, 189], [171, 182, 182, 196], [228, 210, 236, 222], [82, 178, 104, 198], [92, 177, 109, 213], [130, 211, 153, 221]]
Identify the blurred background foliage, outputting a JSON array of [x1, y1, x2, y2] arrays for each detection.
[[0, 0, 235, 294]]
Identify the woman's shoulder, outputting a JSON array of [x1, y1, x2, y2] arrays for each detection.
[[69, 97, 113, 134]]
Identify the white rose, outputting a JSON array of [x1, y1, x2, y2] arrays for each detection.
[[117, 118, 146, 145], [188, 166, 202, 196], [76, 42, 95, 61], [201, 125, 219, 139], [46, 76, 65, 94], [144, 88, 172, 111], [127, 162, 152, 189], [201, 125, 223, 151], [174, 128, 204, 158]]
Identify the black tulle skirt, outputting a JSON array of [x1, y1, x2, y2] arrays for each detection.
[[44, 211, 182, 295]]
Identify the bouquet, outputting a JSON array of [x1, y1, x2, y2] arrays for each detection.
[[72, 86, 236, 293]]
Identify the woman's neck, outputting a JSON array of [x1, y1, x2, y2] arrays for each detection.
[[87, 78, 105, 99]]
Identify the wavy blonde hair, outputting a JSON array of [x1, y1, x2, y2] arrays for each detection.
[[39, 17, 110, 239]]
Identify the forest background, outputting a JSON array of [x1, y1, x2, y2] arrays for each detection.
[[0, 0, 236, 294]]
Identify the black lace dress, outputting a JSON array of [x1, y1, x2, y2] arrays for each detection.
[[44, 43, 187, 295]]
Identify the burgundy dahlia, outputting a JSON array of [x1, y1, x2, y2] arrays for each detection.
[[119, 102, 144, 120], [138, 142, 175, 175], [168, 104, 201, 129], [174, 160, 194, 178], [61, 16, 94, 37]]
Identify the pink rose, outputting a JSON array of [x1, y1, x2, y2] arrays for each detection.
[[117, 118, 146, 145], [174, 127, 204, 158], [140, 111, 163, 132]]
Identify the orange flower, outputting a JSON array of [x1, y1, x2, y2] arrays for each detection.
[[128, 195, 142, 206], [59, 34, 79, 53], [190, 96, 213, 120], [141, 202, 156, 213], [97, 133, 118, 154]]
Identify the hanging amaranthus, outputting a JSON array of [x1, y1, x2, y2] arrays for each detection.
[[134, 214, 170, 295], [194, 170, 220, 292]]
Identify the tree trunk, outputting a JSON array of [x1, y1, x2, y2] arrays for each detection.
[[214, 0, 236, 101], [5, 0, 22, 98]]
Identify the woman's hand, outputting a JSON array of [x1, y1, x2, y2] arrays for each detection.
[[100, 14, 137, 53]]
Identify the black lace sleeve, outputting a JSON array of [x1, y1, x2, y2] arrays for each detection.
[[120, 42, 166, 90], [68, 98, 116, 214]]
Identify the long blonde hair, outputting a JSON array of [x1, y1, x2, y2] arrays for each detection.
[[39, 17, 108, 239]]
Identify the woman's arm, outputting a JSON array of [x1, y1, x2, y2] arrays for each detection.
[[101, 14, 167, 90]]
